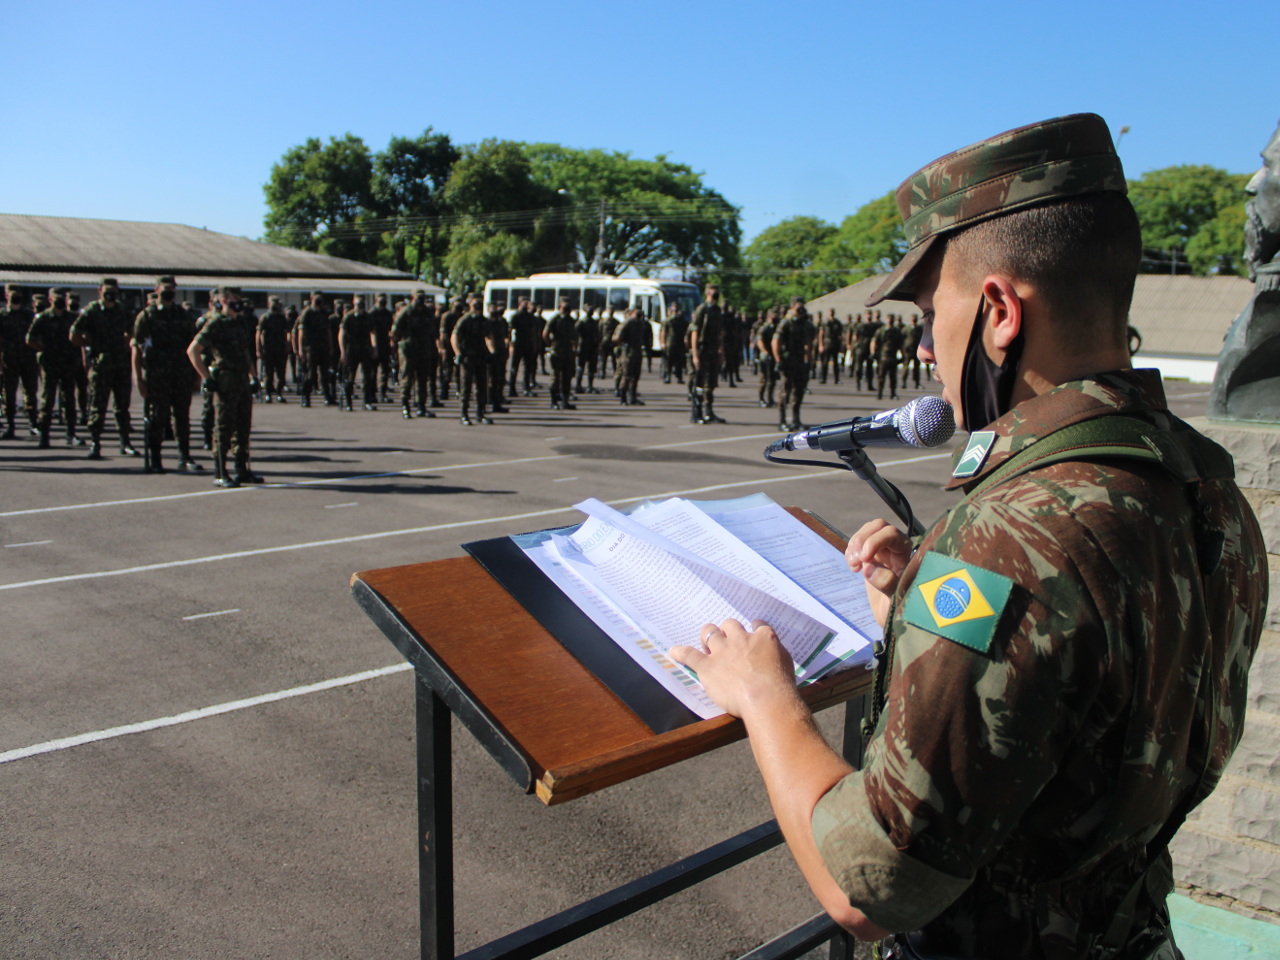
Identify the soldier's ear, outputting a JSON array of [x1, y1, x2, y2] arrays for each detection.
[[980, 275, 1023, 351]]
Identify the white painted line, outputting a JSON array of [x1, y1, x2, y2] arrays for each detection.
[[0, 453, 950, 593], [0, 663, 412, 765], [544, 437, 564, 441], [5, 540, 53, 548], [181, 609, 240, 621], [647, 431, 785, 450], [0, 454, 572, 517], [676, 424, 697, 429], [552, 477, 578, 483], [324, 502, 358, 509]]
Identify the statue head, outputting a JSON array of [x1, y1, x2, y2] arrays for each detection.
[[1245, 121, 1280, 279]]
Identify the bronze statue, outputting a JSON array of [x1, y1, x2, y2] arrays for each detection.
[[1209, 121, 1280, 421]]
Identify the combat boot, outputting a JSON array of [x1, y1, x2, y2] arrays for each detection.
[[690, 395, 703, 423], [1, 419, 14, 440], [144, 444, 166, 474], [119, 432, 139, 457], [233, 460, 264, 485], [86, 438, 103, 460], [213, 456, 238, 488], [701, 399, 726, 424], [418, 405, 434, 419]]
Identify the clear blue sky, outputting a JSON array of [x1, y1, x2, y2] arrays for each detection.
[[4, 0, 1275, 248]]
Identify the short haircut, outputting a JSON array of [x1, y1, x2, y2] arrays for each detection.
[[942, 192, 1141, 346]]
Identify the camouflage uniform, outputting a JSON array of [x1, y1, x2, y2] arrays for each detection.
[[574, 309, 600, 394], [26, 305, 80, 446], [339, 307, 377, 410], [755, 314, 778, 408], [818, 313, 844, 384], [368, 301, 395, 401], [874, 320, 906, 401], [452, 309, 491, 423], [905, 319, 926, 387], [772, 308, 813, 430], [814, 371, 1267, 959], [662, 309, 689, 384], [613, 312, 647, 406], [294, 304, 332, 407], [71, 296, 137, 454], [0, 291, 38, 437], [487, 309, 510, 412], [392, 302, 440, 417], [134, 301, 198, 469], [507, 305, 541, 397], [438, 301, 463, 400], [689, 299, 724, 423], [543, 308, 577, 410], [257, 306, 291, 401], [192, 311, 254, 476]]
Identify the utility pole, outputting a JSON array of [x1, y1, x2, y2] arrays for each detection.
[[592, 199, 607, 274]]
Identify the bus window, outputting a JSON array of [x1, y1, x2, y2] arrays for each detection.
[[512, 287, 530, 307], [489, 287, 508, 309], [609, 288, 630, 312], [584, 287, 607, 310], [533, 287, 556, 313], [636, 293, 660, 324], [557, 288, 581, 311]]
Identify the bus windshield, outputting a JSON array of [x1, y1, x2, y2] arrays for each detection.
[[661, 285, 699, 317]]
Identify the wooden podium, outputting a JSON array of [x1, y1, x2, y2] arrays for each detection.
[[352, 507, 873, 960]]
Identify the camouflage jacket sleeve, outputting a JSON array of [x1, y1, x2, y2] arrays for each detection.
[[813, 490, 1114, 933]]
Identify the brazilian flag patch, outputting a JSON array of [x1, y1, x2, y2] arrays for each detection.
[[903, 551, 1013, 654]]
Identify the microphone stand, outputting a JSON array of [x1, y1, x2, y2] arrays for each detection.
[[837, 443, 926, 537]]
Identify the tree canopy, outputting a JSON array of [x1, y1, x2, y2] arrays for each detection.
[[262, 131, 738, 293], [1128, 165, 1250, 275]]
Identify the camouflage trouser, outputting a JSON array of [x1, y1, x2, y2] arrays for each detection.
[[489, 352, 507, 408], [509, 347, 537, 394], [2, 354, 39, 427], [212, 381, 252, 468], [143, 372, 193, 456], [341, 351, 377, 406], [819, 348, 842, 383], [662, 346, 686, 383], [549, 351, 574, 405], [261, 347, 287, 397], [300, 345, 331, 401], [86, 357, 133, 440], [576, 346, 598, 388], [618, 350, 642, 402], [458, 357, 487, 417], [37, 362, 77, 433], [778, 363, 808, 420], [877, 358, 899, 399], [399, 346, 433, 411], [852, 347, 871, 387], [758, 357, 777, 404]]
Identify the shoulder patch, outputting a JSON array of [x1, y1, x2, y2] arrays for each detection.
[[903, 550, 1013, 654], [953, 430, 996, 478]]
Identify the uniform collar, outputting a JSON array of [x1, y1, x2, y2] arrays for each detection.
[[945, 368, 1169, 491]]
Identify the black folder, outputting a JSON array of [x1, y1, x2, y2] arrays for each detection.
[[462, 533, 701, 734]]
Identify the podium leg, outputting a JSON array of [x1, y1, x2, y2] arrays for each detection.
[[417, 676, 454, 960]]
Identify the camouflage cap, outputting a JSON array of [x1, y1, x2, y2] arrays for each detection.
[[214, 285, 242, 297], [866, 113, 1127, 307], [155, 275, 176, 286], [101, 276, 119, 288], [5, 283, 24, 297]]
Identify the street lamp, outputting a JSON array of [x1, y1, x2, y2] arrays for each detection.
[[1115, 125, 1131, 149]]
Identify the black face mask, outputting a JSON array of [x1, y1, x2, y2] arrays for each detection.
[[959, 296, 1024, 432], [159, 290, 175, 303]]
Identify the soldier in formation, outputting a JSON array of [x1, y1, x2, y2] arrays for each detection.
[[26, 287, 82, 449], [1, 285, 40, 439], [71, 277, 139, 459], [689, 284, 725, 424], [187, 287, 262, 487], [613, 307, 648, 406], [755, 309, 778, 409], [574, 303, 601, 394], [450, 296, 494, 425], [544, 297, 578, 411], [872, 314, 905, 401], [257, 296, 291, 403], [339, 295, 379, 411], [772, 298, 813, 431], [133, 276, 200, 472], [507, 297, 540, 398]]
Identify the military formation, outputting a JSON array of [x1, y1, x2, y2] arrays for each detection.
[[1, 277, 934, 482]]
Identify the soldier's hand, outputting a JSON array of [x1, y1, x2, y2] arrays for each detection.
[[201, 376, 216, 396], [669, 619, 799, 719], [249, 376, 261, 395], [846, 519, 913, 627]]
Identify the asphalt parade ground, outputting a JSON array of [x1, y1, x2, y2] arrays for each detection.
[[0, 368, 1212, 960]]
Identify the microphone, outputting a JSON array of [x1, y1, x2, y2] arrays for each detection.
[[769, 396, 956, 453]]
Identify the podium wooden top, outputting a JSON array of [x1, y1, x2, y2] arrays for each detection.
[[351, 507, 873, 804]]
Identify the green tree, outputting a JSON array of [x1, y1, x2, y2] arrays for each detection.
[[370, 129, 459, 280], [440, 139, 572, 291], [1128, 165, 1250, 275], [522, 145, 741, 276], [818, 191, 907, 283], [741, 216, 839, 308], [262, 133, 375, 261]]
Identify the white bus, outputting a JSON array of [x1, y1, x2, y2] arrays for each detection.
[[483, 273, 701, 346]]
